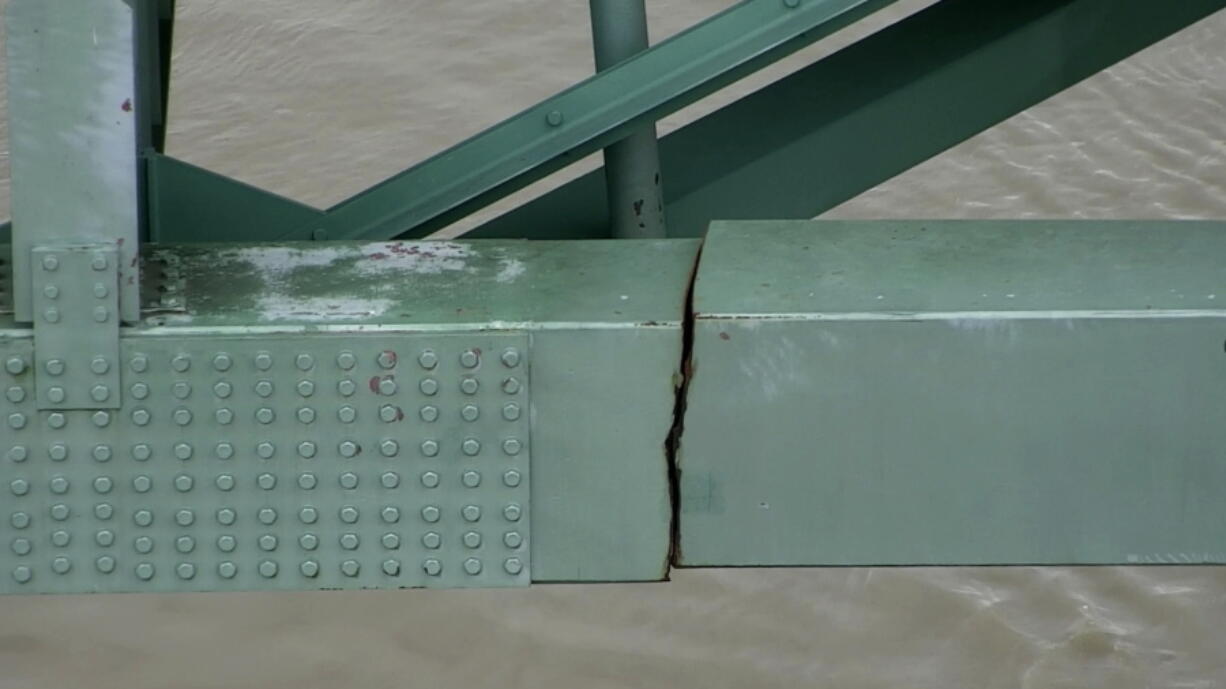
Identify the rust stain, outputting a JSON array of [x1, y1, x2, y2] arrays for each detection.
[[121, 99, 132, 112], [719, 332, 730, 341], [380, 350, 398, 366], [368, 376, 382, 393], [367, 251, 389, 260], [633, 199, 644, 217]]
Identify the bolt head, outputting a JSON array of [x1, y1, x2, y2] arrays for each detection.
[[5, 357, 25, 375]]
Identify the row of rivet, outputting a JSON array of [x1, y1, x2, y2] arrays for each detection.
[[7, 437, 523, 461], [122, 347, 521, 374], [9, 502, 521, 526], [8, 469, 522, 495], [5, 402, 520, 428], [10, 528, 523, 554]]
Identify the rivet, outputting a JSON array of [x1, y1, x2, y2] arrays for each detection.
[[379, 439, 399, 457], [339, 533, 359, 550], [420, 406, 439, 422], [462, 505, 482, 522], [423, 559, 442, 576], [91, 255, 108, 271], [90, 385, 111, 402], [418, 350, 438, 369], [11, 538, 31, 556], [212, 353, 233, 371], [9, 478, 29, 496], [52, 556, 72, 574], [95, 503, 114, 520], [5, 386, 25, 403], [338, 379, 356, 397], [130, 355, 149, 373], [254, 352, 273, 371], [299, 533, 319, 550], [134, 536, 154, 554], [381, 506, 400, 524], [12, 565, 33, 584], [256, 442, 276, 459], [93, 476, 113, 493], [339, 440, 359, 457], [42, 255, 60, 271], [258, 507, 277, 525], [176, 563, 196, 580], [295, 353, 315, 371], [338, 406, 357, 424], [297, 380, 315, 397], [173, 408, 193, 426], [299, 506, 319, 524], [500, 348, 521, 368], [131, 408, 150, 426], [172, 381, 191, 399], [297, 407, 316, 424], [462, 438, 481, 456], [216, 474, 235, 491], [174, 474, 194, 492], [11, 512, 31, 529], [504, 558, 524, 575], [45, 359, 65, 376], [135, 563, 155, 580], [216, 508, 236, 526], [463, 531, 482, 549], [419, 378, 439, 396], [218, 561, 237, 579], [377, 351, 397, 369], [504, 531, 524, 548], [421, 506, 441, 523], [133, 509, 153, 527], [5, 357, 25, 375], [215, 408, 234, 425], [255, 407, 275, 424], [92, 411, 111, 428], [339, 506, 359, 523], [213, 381, 232, 398], [503, 438, 522, 456], [51, 504, 70, 521], [504, 504, 524, 523], [382, 533, 401, 549], [376, 405, 399, 423], [48, 443, 68, 460], [420, 440, 440, 457], [546, 110, 564, 127], [48, 412, 67, 429], [380, 471, 400, 489], [49, 476, 69, 494], [217, 535, 237, 553], [504, 470, 523, 488], [95, 529, 115, 547], [462, 471, 482, 488], [171, 354, 191, 372], [463, 558, 483, 575], [421, 471, 440, 489], [502, 378, 521, 395], [259, 534, 278, 551], [382, 559, 401, 576], [300, 560, 320, 577], [42, 285, 59, 299], [91, 357, 111, 374], [174, 442, 193, 460], [341, 560, 361, 577], [502, 403, 521, 421], [131, 382, 150, 399], [51, 530, 71, 547], [298, 442, 317, 459], [378, 378, 398, 395], [336, 351, 357, 370], [94, 282, 109, 298], [255, 380, 274, 397], [8, 413, 26, 430], [8, 445, 28, 462], [422, 532, 441, 549], [215, 442, 234, 459], [339, 472, 359, 489], [44, 307, 61, 323], [92, 306, 109, 323], [132, 444, 151, 461], [460, 350, 480, 368], [177, 536, 196, 553], [95, 556, 115, 574], [461, 404, 480, 421], [259, 560, 278, 578]]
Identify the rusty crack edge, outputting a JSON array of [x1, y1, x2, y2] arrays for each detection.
[[663, 242, 703, 577]]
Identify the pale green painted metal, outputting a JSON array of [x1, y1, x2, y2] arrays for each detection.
[[474, 0, 1226, 240], [590, 0, 666, 240], [679, 221, 1226, 566], [6, 0, 142, 322]]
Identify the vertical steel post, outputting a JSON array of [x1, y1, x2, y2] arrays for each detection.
[[589, 0, 667, 239]]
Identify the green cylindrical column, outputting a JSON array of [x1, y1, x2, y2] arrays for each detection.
[[589, 0, 667, 239]]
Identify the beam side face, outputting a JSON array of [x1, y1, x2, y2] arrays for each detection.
[[678, 221, 1226, 567]]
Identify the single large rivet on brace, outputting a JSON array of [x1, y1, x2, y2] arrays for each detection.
[[42, 255, 59, 271]]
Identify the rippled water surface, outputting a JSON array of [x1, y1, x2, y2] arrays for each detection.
[[1, 2, 1225, 687]]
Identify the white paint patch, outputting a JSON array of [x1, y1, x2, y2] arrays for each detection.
[[255, 294, 393, 322], [222, 245, 360, 280], [354, 242, 474, 276], [495, 258, 526, 283]]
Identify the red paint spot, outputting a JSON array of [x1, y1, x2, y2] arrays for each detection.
[[121, 99, 132, 112], [395, 407, 405, 422], [367, 252, 389, 260], [719, 332, 730, 341], [380, 350, 398, 366], [368, 376, 382, 393]]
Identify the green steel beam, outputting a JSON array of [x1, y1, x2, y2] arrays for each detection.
[[269, 0, 900, 243], [135, 0, 177, 155], [472, 0, 1226, 239]]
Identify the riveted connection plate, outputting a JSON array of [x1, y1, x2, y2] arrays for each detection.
[[0, 333, 531, 593]]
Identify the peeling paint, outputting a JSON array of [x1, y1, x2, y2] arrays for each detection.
[[495, 258, 526, 283], [355, 242, 474, 277], [255, 294, 393, 322]]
